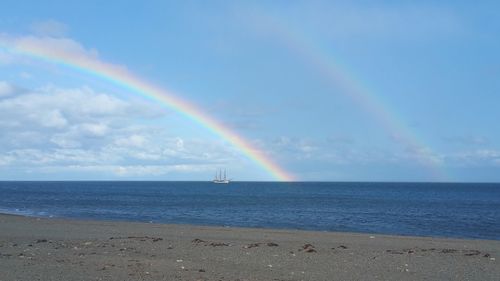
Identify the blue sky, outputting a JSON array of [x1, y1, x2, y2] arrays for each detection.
[[0, 1, 499, 181]]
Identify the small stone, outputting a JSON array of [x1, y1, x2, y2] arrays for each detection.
[[176, 259, 183, 262]]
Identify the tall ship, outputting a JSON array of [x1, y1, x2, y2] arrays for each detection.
[[213, 168, 230, 184]]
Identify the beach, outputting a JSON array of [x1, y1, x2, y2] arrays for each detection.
[[0, 214, 498, 280]]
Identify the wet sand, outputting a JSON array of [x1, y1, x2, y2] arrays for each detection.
[[0, 213, 498, 281]]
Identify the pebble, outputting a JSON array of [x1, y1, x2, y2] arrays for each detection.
[[491, 258, 496, 261], [176, 259, 183, 262], [369, 236, 375, 239]]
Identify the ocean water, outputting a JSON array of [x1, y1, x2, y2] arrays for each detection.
[[0, 181, 499, 240]]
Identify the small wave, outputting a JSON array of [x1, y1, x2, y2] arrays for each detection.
[[0, 207, 53, 218]]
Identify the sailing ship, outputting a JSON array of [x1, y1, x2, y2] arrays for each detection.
[[213, 168, 230, 184]]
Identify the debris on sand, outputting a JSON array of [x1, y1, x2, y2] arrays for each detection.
[[387, 250, 404, 255], [191, 239, 229, 247], [300, 244, 317, 253], [109, 236, 163, 242], [244, 243, 261, 249], [441, 249, 458, 254], [209, 242, 229, 247], [464, 250, 481, 256], [191, 239, 206, 244]]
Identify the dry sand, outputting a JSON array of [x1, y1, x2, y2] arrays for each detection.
[[0, 213, 498, 281]]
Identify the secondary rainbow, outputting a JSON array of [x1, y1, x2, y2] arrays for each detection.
[[0, 35, 294, 181], [260, 15, 450, 181]]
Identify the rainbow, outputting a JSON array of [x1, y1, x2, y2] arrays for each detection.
[[261, 15, 450, 181], [0, 35, 295, 181]]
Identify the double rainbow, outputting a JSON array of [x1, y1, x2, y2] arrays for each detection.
[[0, 35, 295, 181]]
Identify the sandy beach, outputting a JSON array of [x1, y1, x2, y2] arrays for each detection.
[[0, 214, 498, 281]]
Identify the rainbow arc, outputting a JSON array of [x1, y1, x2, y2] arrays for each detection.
[[0, 35, 294, 181]]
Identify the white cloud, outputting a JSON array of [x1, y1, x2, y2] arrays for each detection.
[[50, 134, 81, 148], [0, 83, 242, 177], [0, 85, 150, 129], [39, 109, 68, 128], [0, 81, 15, 97], [80, 123, 108, 137], [447, 149, 500, 167], [114, 134, 147, 148], [29, 20, 69, 37], [0, 34, 101, 67], [113, 164, 212, 177]]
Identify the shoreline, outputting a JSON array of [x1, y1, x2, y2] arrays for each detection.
[[1, 213, 499, 280], [1, 211, 499, 242]]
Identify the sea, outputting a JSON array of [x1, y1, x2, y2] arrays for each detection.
[[0, 181, 499, 240]]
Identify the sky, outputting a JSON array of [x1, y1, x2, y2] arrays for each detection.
[[0, 0, 499, 182]]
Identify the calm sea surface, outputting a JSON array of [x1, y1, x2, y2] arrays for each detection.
[[0, 181, 499, 240]]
